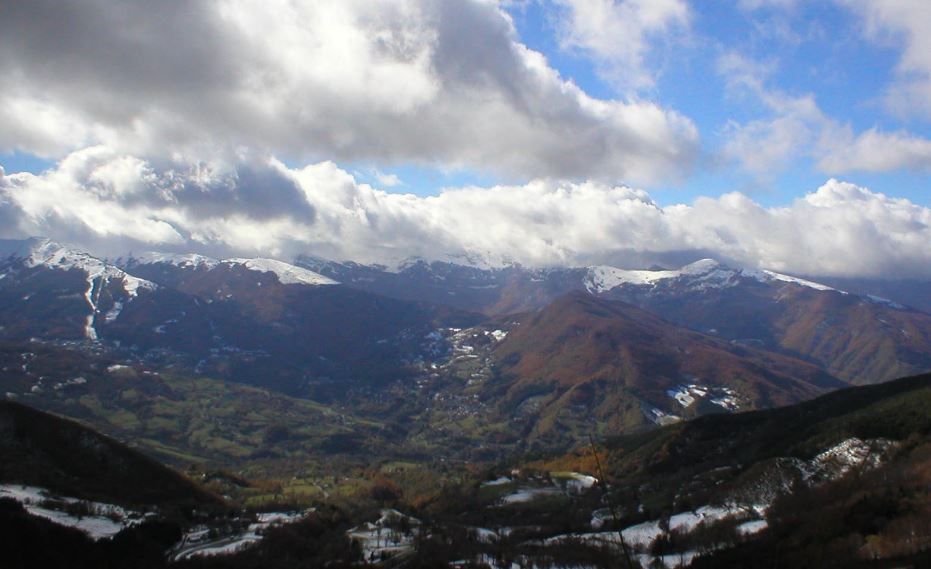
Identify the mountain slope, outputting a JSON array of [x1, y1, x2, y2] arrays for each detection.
[[0, 238, 159, 341], [0, 400, 219, 508], [122, 251, 483, 392], [486, 291, 843, 445], [295, 254, 931, 385], [596, 261, 931, 385], [296, 255, 585, 315], [0, 239, 483, 395]]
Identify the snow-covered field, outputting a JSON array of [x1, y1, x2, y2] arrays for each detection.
[[666, 383, 741, 411], [346, 509, 421, 562], [0, 484, 147, 539], [171, 510, 310, 561], [500, 487, 563, 505]]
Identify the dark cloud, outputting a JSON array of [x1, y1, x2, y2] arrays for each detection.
[[0, 0, 697, 184]]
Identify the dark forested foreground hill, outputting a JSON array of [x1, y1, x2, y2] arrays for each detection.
[[0, 400, 220, 508]]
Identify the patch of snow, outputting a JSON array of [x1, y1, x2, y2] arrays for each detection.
[[582, 256, 853, 299], [489, 329, 508, 341], [499, 487, 562, 505], [737, 520, 768, 535], [644, 405, 682, 425], [667, 383, 741, 411], [553, 472, 598, 494], [803, 437, 893, 483], [223, 258, 338, 286], [103, 301, 123, 323], [346, 509, 420, 561], [636, 551, 700, 569], [53, 377, 87, 390], [173, 510, 309, 561], [585, 259, 741, 293], [130, 252, 219, 269], [0, 484, 145, 540], [742, 269, 837, 292], [667, 387, 695, 407], [866, 294, 905, 309], [481, 477, 513, 487]]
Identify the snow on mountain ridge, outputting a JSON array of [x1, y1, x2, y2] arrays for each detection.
[[583, 258, 845, 296], [129, 252, 220, 269], [223, 258, 338, 286], [584, 258, 739, 293], [128, 251, 338, 286], [0, 238, 157, 340]]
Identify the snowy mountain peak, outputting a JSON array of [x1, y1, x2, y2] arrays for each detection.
[[0, 238, 156, 297], [0, 237, 157, 340], [584, 259, 736, 293], [679, 258, 724, 275], [128, 252, 220, 270], [584, 258, 843, 296], [223, 258, 338, 286]]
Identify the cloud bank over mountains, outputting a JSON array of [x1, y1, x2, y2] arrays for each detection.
[[2, 148, 929, 279], [0, 0, 928, 279]]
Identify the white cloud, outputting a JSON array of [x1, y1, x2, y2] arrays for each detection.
[[552, 0, 689, 91], [818, 128, 931, 173], [2, 149, 929, 279], [840, 0, 931, 119], [0, 0, 697, 185], [372, 170, 403, 188], [717, 52, 931, 176]]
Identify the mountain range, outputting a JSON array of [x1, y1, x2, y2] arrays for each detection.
[[3, 236, 931, 412]]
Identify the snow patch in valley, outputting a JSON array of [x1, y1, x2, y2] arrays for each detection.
[[667, 383, 741, 411], [488, 329, 508, 341], [172, 510, 309, 560], [499, 487, 562, 505], [346, 509, 420, 561], [0, 484, 147, 540], [644, 404, 682, 425]]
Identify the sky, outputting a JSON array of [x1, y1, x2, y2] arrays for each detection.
[[0, 0, 929, 278]]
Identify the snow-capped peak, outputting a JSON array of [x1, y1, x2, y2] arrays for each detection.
[[584, 258, 843, 295], [1, 238, 156, 297], [128, 252, 220, 270], [584, 258, 734, 293], [679, 258, 723, 275], [128, 251, 338, 286], [223, 258, 338, 286], [0, 238, 157, 340]]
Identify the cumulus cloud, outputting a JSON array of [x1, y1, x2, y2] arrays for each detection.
[[2, 149, 929, 279], [551, 0, 689, 91], [0, 0, 697, 185], [840, 0, 931, 119], [818, 128, 931, 173], [718, 52, 931, 176]]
